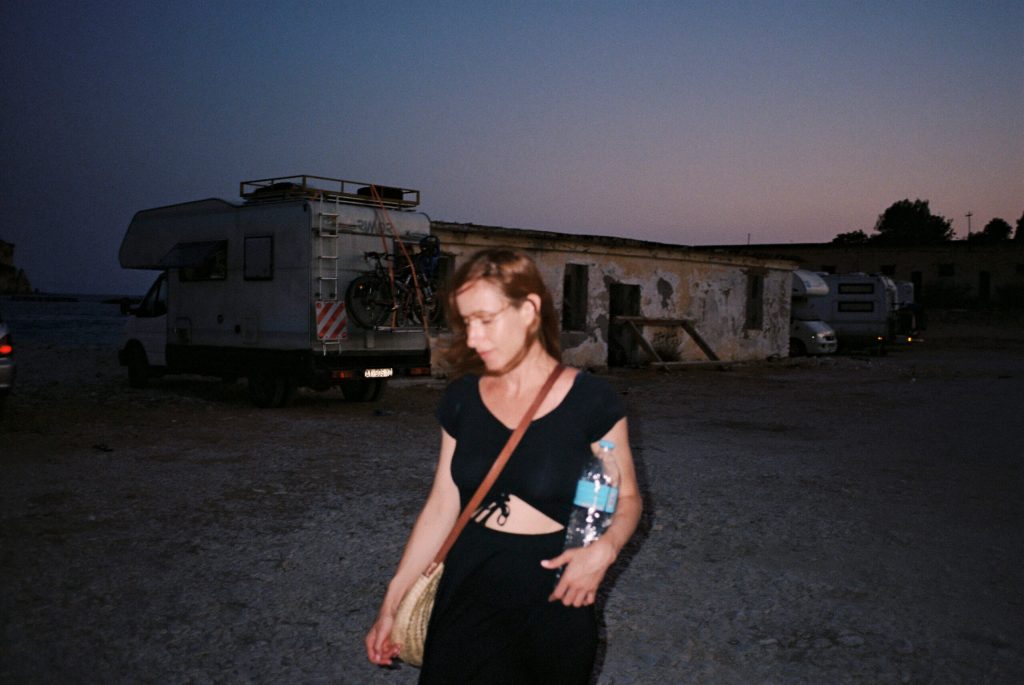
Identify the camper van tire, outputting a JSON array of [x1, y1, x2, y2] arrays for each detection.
[[125, 345, 153, 389], [247, 371, 296, 409], [340, 378, 386, 402], [789, 338, 807, 357]]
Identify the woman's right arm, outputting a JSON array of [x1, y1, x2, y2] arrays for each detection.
[[365, 428, 460, 666]]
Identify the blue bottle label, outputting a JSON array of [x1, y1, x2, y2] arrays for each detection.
[[574, 480, 619, 513]]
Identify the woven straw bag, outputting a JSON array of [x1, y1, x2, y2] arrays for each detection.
[[391, 562, 443, 666], [388, 364, 565, 667]]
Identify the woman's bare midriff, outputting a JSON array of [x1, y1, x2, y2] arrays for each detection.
[[472, 494, 564, 535]]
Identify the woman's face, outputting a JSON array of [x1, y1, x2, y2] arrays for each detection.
[[455, 279, 535, 372]]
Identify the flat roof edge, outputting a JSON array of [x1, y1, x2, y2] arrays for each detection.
[[431, 221, 799, 269]]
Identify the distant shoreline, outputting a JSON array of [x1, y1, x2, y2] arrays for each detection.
[[1, 293, 140, 304], [7, 294, 80, 303]]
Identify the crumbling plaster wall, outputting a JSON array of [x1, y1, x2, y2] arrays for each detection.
[[430, 223, 793, 368]]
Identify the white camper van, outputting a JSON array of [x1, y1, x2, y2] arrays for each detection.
[[789, 270, 837, 356], [118, 175, 437, 407], [793, 272, 896, 352]]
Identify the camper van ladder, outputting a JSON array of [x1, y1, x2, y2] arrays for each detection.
[[315, 207, 344, 354], [316, 210, 340, 301]]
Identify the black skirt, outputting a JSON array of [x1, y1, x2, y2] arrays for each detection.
[[418, 523, 598, 685]]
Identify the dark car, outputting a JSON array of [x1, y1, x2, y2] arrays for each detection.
[[0, 309, 14, 412]]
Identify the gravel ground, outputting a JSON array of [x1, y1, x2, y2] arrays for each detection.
[[1, 312, 1022, 684]]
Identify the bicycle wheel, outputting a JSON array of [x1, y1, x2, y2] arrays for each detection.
[[398, 273, 436, 326], [345, 274, 392, 328], [425, 279, 445, 325], [398, 278, 431, 326]]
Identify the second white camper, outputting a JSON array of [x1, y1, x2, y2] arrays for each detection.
[[793, 272, 896, 352]]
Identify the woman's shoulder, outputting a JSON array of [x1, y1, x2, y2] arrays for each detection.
[[440, 373, 480, 404], [561, 369, 625, 441], [448, 372, 480, 389], [567, 368, 626, 421], [436, 373, 481, 434], [570, 368, 619, 398]]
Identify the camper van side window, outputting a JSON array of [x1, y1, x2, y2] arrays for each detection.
[[838, 283, 874, 295], [244, 236, 274, 281], [138, 274, 168, 317], [180, 241, 227, 282], [838, 301, 875, 313]]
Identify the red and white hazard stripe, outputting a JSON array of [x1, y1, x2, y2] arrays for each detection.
[[316, 300, 348, 341]]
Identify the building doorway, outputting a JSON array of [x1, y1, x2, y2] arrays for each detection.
[[607, 283, 640, 367]]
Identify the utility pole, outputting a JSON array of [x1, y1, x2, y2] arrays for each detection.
[[966, 211, 973, 238]]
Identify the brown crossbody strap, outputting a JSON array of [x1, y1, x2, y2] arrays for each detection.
[[426, 363, 566, 573]]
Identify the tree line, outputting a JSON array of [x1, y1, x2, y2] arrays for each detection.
[[832, 200, 1024, 246]]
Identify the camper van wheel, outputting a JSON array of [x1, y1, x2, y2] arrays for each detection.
[[789, 338, 807, 357], [340, 378, 387, 402], [127, 347, 151, 388], [248, 371, 296, 408]]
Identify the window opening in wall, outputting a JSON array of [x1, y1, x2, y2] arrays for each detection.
[[561, 263, 589, 332], [244, 236, 274, 280], [938, 263, 955, 278], [913, 270, 929, 301], [435, 253, 454, 290], [744, 271, 765, 330]]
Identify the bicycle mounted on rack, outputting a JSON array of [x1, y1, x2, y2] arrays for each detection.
[[345, 234, 444, 329]]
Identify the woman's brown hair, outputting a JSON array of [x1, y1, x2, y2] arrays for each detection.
[[443, 248, 561, 377]]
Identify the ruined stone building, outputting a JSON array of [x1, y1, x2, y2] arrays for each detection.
[[430, 222, 796, 369]]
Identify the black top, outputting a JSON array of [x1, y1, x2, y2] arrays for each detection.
[[436, 371, 626, 525]]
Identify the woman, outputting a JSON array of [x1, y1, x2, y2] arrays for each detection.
[[366, 248, 642, 683]]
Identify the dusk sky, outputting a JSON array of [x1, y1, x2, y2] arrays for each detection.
[[2, 1, 1021, 295]]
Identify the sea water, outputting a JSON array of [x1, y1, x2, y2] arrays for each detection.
[[0, 295, 130, 347]]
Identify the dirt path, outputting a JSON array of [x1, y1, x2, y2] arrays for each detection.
[[1, 315, 1022, 684]]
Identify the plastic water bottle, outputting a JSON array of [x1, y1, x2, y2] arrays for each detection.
[[563, 439, 620, 550]]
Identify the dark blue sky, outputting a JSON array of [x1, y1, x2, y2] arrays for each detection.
[[2, 1, 1021, 294]]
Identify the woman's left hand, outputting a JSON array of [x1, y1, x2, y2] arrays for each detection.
[[541, 539, 616, 607]]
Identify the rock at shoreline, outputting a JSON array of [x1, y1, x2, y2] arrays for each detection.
[[0, 238, 33, 294]]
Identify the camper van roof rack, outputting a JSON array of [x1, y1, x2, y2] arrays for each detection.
[[240, 175, 420, 209]]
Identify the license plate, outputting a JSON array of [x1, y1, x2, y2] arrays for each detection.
[[364, 368, 393, 379]]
